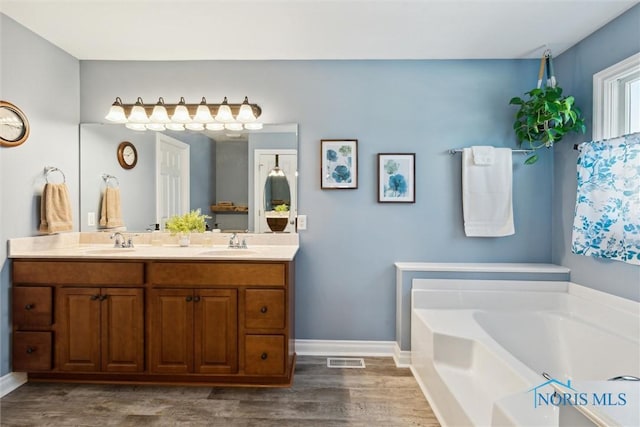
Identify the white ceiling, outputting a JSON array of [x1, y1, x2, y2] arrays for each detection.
[[1, 0, 637, 60]]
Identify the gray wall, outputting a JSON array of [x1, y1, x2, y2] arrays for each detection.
[[0, 14, 80, 375], [79, 58, 551, 345], [552, 4, 640, 301]]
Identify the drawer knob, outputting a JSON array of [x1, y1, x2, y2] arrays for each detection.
[[24, 304, 34, 310], [26, 347, 35, 354], [260, 306, 268, 314], [261, 352, 268, 360]]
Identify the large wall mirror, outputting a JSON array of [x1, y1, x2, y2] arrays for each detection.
[[79, 123, 298, 233]]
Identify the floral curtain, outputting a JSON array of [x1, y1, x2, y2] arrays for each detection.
[[572, 132, 640, 265]]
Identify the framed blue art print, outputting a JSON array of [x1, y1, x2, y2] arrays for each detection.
[[377, 153, 415, 203], [321, 139, 358, 189]]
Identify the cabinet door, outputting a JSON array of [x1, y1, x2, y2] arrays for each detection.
[[149, 289, 193, 373], [58, 287, 101, 371], [101, 288, 144, 372], [194, 289, 238, 374]]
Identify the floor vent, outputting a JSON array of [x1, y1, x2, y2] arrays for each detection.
[[326, 357, 366, 369]]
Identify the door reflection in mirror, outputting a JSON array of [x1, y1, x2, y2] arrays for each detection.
[[264, 155, 291, 232]]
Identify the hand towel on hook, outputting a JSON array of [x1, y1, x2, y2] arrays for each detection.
[[462, 147, 514, 237], [99, 187, 124, 228], [39, 183, 73, 234]]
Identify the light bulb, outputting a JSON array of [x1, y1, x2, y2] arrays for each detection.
[[105, 97, 127, 123], [214, 97, 234, 122], [236, 96, 257, 123], [125, 122, 147, 131], [171, 97, 191, 123], [149, 97, 171, 123], [225, 122, 243, 131], [166, 123, 185, 131], [244, 122, 263, 130], [146, 123, 166, 131], [186, 123, 205, 131], [206, 123, 225, 131], [193, 97, 214, 123], [128, 97, 149, 123]]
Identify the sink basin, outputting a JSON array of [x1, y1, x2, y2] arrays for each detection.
[[198, 249, 257, 256], [84, 248, 136, 255]]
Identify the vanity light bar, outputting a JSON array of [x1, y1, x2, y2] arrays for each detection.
[[105, 96, 263, 132]]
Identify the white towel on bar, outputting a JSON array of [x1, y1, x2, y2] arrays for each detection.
[[471, 146, 495, 165], [462, 147, 514, 237]]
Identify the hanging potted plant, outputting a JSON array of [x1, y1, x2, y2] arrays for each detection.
[[509, 51, 586, 164]]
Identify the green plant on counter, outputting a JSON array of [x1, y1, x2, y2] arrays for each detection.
[[509, 86, 586, 164], [274, 204, 289, 212], [165, 209, 211, 233]]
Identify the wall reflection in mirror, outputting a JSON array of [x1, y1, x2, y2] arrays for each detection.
[[79, 123, 298, 233]]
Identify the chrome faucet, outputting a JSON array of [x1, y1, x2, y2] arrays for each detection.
[[110, 232, 134, 248], [228, 233, 247, 249]]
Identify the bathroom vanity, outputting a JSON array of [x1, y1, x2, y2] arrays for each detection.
[[9, 233, 297, 387]]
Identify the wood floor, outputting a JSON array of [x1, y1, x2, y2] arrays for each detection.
[[0, 356, 440, 426]]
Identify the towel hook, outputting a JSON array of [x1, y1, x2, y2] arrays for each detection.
[[102, 173, 119, 188], [44, 166, 66, 183]]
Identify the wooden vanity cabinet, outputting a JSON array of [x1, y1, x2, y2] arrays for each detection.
[[12, 258, 295, 387]]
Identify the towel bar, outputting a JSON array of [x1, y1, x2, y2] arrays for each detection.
[[44, 166, 66, 183], [448, 148, 532, 155], [102, 173, 119, 187]]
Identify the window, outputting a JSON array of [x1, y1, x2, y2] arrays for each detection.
[[593, 52, 640, 140]]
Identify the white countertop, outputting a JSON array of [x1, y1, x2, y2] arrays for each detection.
[[8, 232, 298, 261]]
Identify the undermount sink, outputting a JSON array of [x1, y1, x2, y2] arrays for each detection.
[[198, 249, 257, 256], [84, 248, 136, 255]]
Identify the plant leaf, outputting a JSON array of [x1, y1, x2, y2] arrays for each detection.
[[525, 154, 539, 165]]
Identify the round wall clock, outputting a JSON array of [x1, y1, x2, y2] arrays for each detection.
[[117, 141, 138, 169], [0, 100, 30, 147]]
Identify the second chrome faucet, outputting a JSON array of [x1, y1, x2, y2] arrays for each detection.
[[228, 233, 247, 249]]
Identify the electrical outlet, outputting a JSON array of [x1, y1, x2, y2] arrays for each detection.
[[87, 212, 96, 226], [297, 215, 307, 230]]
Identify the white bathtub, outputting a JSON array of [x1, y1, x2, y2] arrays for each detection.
[[410, 280, 640, 427]]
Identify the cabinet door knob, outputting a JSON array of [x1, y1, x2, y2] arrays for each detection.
[[26, 347, 35, 354], [193, 296, 201, 303], [261, 352, 268, 360], [186, 296, 193, 302], [24, 304, 34, 310], [260, 306, 268, 314], [100, 294, 108, 301], [90, 294, 100, 301]]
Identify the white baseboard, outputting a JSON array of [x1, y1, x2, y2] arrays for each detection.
[[295, 339, 395, 356], [295, 339, 411, 367], [393, 342, 411, 367], [0, 372, 27, 398]]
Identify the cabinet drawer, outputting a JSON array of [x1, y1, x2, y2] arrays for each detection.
[[12, 287, 52, 329], [13, 332, 52, 371], [245, 290, 285, 329], [244, 335, 285, 375], [150, 262, 286, 287], [13, 261, 144, 285]]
